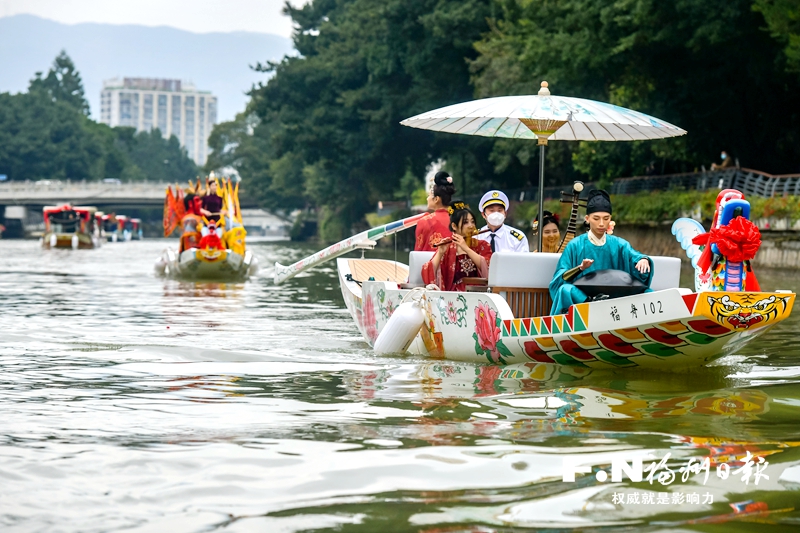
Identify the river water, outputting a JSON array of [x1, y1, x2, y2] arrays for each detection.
[[1, 238, 799, 532]]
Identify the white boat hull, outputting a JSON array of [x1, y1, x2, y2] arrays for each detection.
[[338, 258, 795, 370]]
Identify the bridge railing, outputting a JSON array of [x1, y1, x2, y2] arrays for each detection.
[[0, 180, 172, 194], [0, 180, 175, 205], [610, 168, 800, 197]]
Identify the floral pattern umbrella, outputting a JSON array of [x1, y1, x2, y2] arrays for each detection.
[[401, 82, 687, 250]]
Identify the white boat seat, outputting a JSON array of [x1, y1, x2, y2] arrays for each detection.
[[487, 251, 682, 291], [406, 250, 682, 305], [488, 252, 561, 288], [650, 256, 681, 291], [408, 251, 435, 285]]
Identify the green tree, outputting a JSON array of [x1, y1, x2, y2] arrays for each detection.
[[28, 50, 90, 116], [0, 91, 105, 181], [0, 51, 198, 183], [754, 0, 800, 72], [220, 0, 494, 240], [115, 128, 198, 182], [471, 0, 800, 179]]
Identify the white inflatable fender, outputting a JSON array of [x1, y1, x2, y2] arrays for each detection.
[[154, 256, 167, 275], [373, 300, 425, 355], [71, 235, 79, 249], [49, 234, 57, 247], [246, 253, 259, 276]]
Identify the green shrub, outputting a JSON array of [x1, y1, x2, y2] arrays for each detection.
[[507, 190, 800, 228]]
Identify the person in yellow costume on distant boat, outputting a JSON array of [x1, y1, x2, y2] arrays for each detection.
[[549, 190, 653, 315]]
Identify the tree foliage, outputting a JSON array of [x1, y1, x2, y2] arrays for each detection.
[[0, 51, 198, 183], [28, 50, 90, 116], [754, 0, 800, 72], [210, 0, 497, 240], [471, 0, 800, 182], [207, 0, 800, 239]]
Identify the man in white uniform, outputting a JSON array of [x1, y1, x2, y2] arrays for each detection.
[[474, 190, 529, 253]]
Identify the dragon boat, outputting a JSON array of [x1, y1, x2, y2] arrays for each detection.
[[275, 186, 795, 371], [155, 176, 257, 281], [42, 204, 102, 249]]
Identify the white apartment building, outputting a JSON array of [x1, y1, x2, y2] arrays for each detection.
[[99, 77, 217, 165]]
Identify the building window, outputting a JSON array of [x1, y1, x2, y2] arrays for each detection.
[[157, 94, 167, 135], [208, 98, 217, 126], [198, 97, 205, 163], [143, 93, 153, 131], [119, 92, 138, 127], [171, 95, 182, 141], [184, 96, 195, 159], [100, 91, 111, 124]]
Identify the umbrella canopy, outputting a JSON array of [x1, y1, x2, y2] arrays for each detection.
[[400, 82, 687, 252], [400, 83, 686, 142]]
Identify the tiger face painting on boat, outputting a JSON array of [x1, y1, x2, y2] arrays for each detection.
[[700, 293, 791, 329]]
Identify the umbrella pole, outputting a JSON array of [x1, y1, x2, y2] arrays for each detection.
[[537, 141, 546, 253]]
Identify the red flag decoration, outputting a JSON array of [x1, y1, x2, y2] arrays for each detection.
[[163, 187, 182, 237], [175, 188, 186, 221]]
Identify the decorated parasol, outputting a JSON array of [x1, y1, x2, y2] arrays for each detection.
[[400, 82, 687, 251]]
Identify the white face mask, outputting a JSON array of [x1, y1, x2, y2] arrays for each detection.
[[486, 212, 505, 227]]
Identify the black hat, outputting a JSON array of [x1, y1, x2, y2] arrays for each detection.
[[586, 190, 612, 215]]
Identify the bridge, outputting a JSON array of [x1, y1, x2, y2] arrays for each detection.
[[0, 180, 257, 208]]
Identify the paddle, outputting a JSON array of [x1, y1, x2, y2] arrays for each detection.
[[273, 212, 428, 284]]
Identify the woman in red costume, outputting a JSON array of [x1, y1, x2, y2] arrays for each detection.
[[414, 171, 455, 251], [422, 202, 493, 291]]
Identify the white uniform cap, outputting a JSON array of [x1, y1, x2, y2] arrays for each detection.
[[479, 190, 509, 212]]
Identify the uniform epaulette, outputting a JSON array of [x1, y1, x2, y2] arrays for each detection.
[[509, 229, 523, 240]]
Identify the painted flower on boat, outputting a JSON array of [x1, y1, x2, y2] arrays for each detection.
[[363, 295, 378, 342], [446, 301, 459, 324], [474, 302, 501, 362]]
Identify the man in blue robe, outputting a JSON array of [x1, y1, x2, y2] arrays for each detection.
[[549, 190, 653, 315]]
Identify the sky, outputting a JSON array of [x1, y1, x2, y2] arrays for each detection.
[[0, 0, 297, 37]]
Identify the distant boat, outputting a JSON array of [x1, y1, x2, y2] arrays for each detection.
[[42, 205, 102, 249], [129, 218, 143, 240], [155, 177, 258, 281]]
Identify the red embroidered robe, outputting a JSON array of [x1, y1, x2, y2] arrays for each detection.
[[414, 210, 452, 251], [421, 240, 492, 291]]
